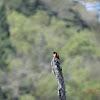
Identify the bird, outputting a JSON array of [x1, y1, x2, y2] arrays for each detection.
[[53, 51, 60, 60]]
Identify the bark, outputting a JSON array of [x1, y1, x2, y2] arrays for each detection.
[[51, 57, 66, 100]]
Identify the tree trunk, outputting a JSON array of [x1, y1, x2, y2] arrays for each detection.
[[51, 57, 66, 100]]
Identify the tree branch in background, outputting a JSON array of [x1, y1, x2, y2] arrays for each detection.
[[51, 57, 66, 100]]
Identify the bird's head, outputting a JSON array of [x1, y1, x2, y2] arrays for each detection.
[[53, 51, 60, 60], [53, 51, 57, 57]]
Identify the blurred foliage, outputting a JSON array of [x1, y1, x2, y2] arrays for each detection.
[[0, 2, 12, 70], [0, 0, 100, 100], [20, 94, 36, 100]]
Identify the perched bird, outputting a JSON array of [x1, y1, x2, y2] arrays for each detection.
[[53, 51, 60, 60]]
